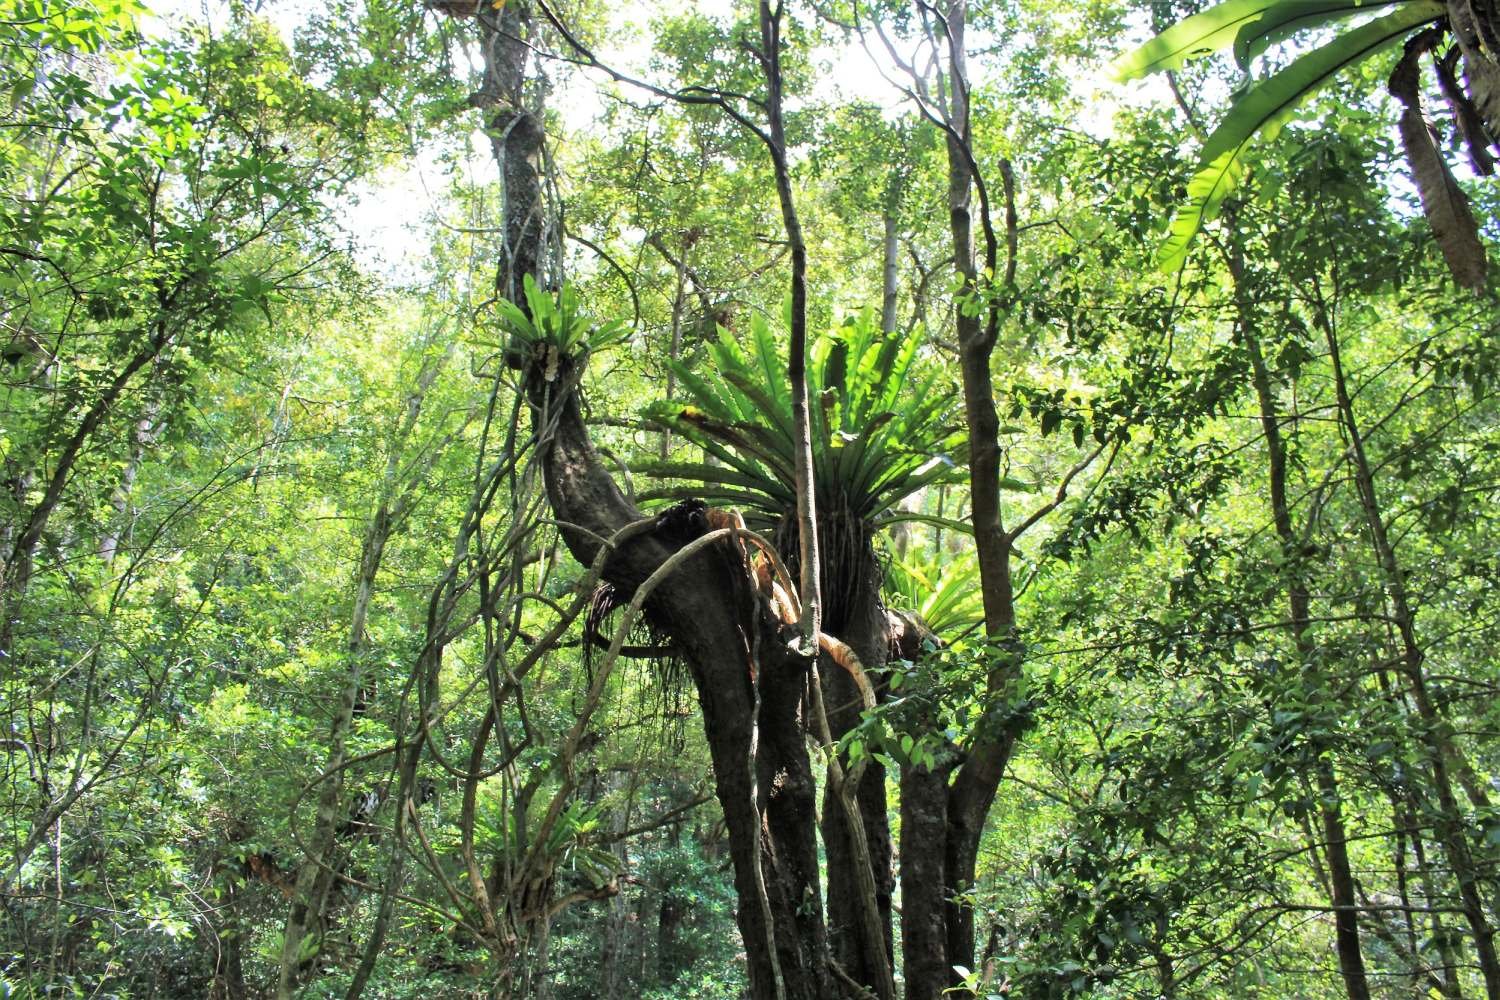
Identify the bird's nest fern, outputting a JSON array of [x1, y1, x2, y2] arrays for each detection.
[[491, 275, 631, 379], [640, 311, 966, 626]]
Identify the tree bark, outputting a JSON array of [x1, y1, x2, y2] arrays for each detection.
[[475, 2, 550, 311], [530, 372, 831, 999], [880, 189, 901, 336], [820, 544, 894, 988], [757, 3, 892, 993], [903, 3, 1025, 993], [1446, 0, 1500, 141]]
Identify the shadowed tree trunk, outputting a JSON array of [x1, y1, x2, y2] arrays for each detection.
[[529, 371, 832, 999], [811, 529, 895, 988], [470, 1, 552, 309], [897, 2, 1105, 992]]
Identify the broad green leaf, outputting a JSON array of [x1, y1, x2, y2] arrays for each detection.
[[1112, 0, 1396, 80], [1158, 2, 1444, 271], [1232, 0, 1405, 70]]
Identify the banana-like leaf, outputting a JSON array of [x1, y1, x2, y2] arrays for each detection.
[[1158, 2, 1444, 272], [588, 319, 632, 352], [666, 408, 776, 464], [1114, 0, 1365, 79], [721, 367, 797, 444], [1232, 0, 1405, 70], [644, 403, 794, 503], [639, 484, 792, 524], [867, 456, 964, 513], [493, 274, 633, 356], [523, 276, 557, 339], [671, 366, 743, 424], [747, 316, 791, 414], [728, 421, 799, 478]]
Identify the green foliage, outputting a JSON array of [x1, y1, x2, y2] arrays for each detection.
[[1115, 0, 1445, 270], [846, 632, 1033, 773], [1, 0, 143, 54], [641, 310, 962, 529], [492, 274, 630, 366], [883, 547, 985, 635], [7, 1, 1500, 997]]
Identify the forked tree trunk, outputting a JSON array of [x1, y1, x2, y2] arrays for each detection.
[[759, 0, 894, 991], [530, 372, 832, 1000], [275, 354, 450, 998]]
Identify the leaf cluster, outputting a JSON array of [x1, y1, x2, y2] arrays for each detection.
[[641, 309, 963, 530], [493, 275, 630, 371]]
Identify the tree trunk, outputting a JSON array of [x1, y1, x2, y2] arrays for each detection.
[[1232, 234, 1371, 1000], [529, 372, 831, 999], [2, 325, 169, 606], [98, 391, 162, 568], [212, 874, 248, 1000], [901, 760, 960, 1000], [756, 2, 892, 993], [275, 500, 393, 999], [475, 2, 550, 311], [911, 3, 1024, 992], [1319, 301, 1500, 1000], [820, 542, 894, 987], [880, 191, 900, 336]]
